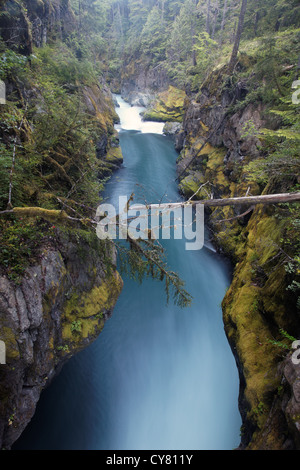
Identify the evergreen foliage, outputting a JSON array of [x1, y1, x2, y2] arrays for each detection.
[[0, 0, 300, 307]]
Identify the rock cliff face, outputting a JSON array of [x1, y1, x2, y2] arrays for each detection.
[[0, 0, 76, 55], [0, 0, 124, 450], [175, 66, 300, 449], [82, 82, 123, 172], [27, 0, 76, 48], [0, 230, 122, 449], [119, 56, 169, 105]]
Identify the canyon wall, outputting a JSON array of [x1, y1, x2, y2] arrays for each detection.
[[0, 0, 123, 449], [174, 66, 300, 449]]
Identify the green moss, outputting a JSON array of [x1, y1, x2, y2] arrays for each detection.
[[216, 227, 244, 258], [247, 214, 285, 266], [178, 172, 204, 198], [179, 141, 231, 198], [143, 86, 186, 123], [262, 265, 288, 327], [221, 206, 292, 442], [205, 147, 229, 188], [0, 327, 19, 362], [105, 145, 123, 165], [197, 66, 226, 102], [223, 279, 281, 425], [61, 272, 123, 344]]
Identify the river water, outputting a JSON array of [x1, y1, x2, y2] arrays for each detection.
[[14, 96, 241, 450]]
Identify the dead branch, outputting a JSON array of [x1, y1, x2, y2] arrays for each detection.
[[214, 205, 255, 223], [44, 155, 74, 186], [133, 192, 300, 211], [7, 105, 28, 209]]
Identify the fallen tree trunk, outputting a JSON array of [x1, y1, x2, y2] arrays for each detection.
[[133, 192, 300, 211], [196, 192, 300, 207], [1, 192, 300, 225]]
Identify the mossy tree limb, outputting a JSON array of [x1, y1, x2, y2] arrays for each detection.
[[0, 206, 93, 227]]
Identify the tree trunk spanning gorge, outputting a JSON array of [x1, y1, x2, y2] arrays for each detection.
[[2, 193, 299, 226], [133, 192, 300, 210]]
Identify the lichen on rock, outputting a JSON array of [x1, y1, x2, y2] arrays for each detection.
[[0, 228, 122, 450], [176, 65, 300, 450], [143, 86, 186, 123]]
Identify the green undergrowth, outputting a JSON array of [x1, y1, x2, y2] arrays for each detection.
[[0, 36, 123, 279], [0, 216, 55, 282]]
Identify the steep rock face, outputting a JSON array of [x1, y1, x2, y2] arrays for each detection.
[[0, 0, 76, 55], [176, 71, 266, 197], [82, 82, 123, 170], [0, 230, 122, 449], [142, 86, 186, 123], [176, 67, 300, 449], [26, 0, 76, 47], [119, 56, 168, 105]]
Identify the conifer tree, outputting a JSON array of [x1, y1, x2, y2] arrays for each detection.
[[228, 0, 247, 74]]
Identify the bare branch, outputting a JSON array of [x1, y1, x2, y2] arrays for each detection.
[[214, 205, 255, 223], [7, 104, 28, 209]]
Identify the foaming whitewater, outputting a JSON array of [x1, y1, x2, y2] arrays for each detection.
[[14, 94, 241, 451], [114, 95, 165, 134]]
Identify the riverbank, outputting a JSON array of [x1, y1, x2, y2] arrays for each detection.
[[13, 95, 241, 451], [170, 71, 300, 449], [120, 73, 300, 448]]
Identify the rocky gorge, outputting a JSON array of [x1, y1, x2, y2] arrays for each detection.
[[0, 230, 122, 449], [0, 0, 124, 449], [0, 0, 300, 452], [174, 74, 300, 449], [125, 66, 300, 449]]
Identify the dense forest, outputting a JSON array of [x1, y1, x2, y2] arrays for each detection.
[[0, 0, 300, 451]]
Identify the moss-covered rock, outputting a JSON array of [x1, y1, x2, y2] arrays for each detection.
[[105, 143, 124, 166], [61, 271, 122, 346], [0, 230, 122, 449], [143, 86, 186, 123], [177, 65, 300, 450]]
